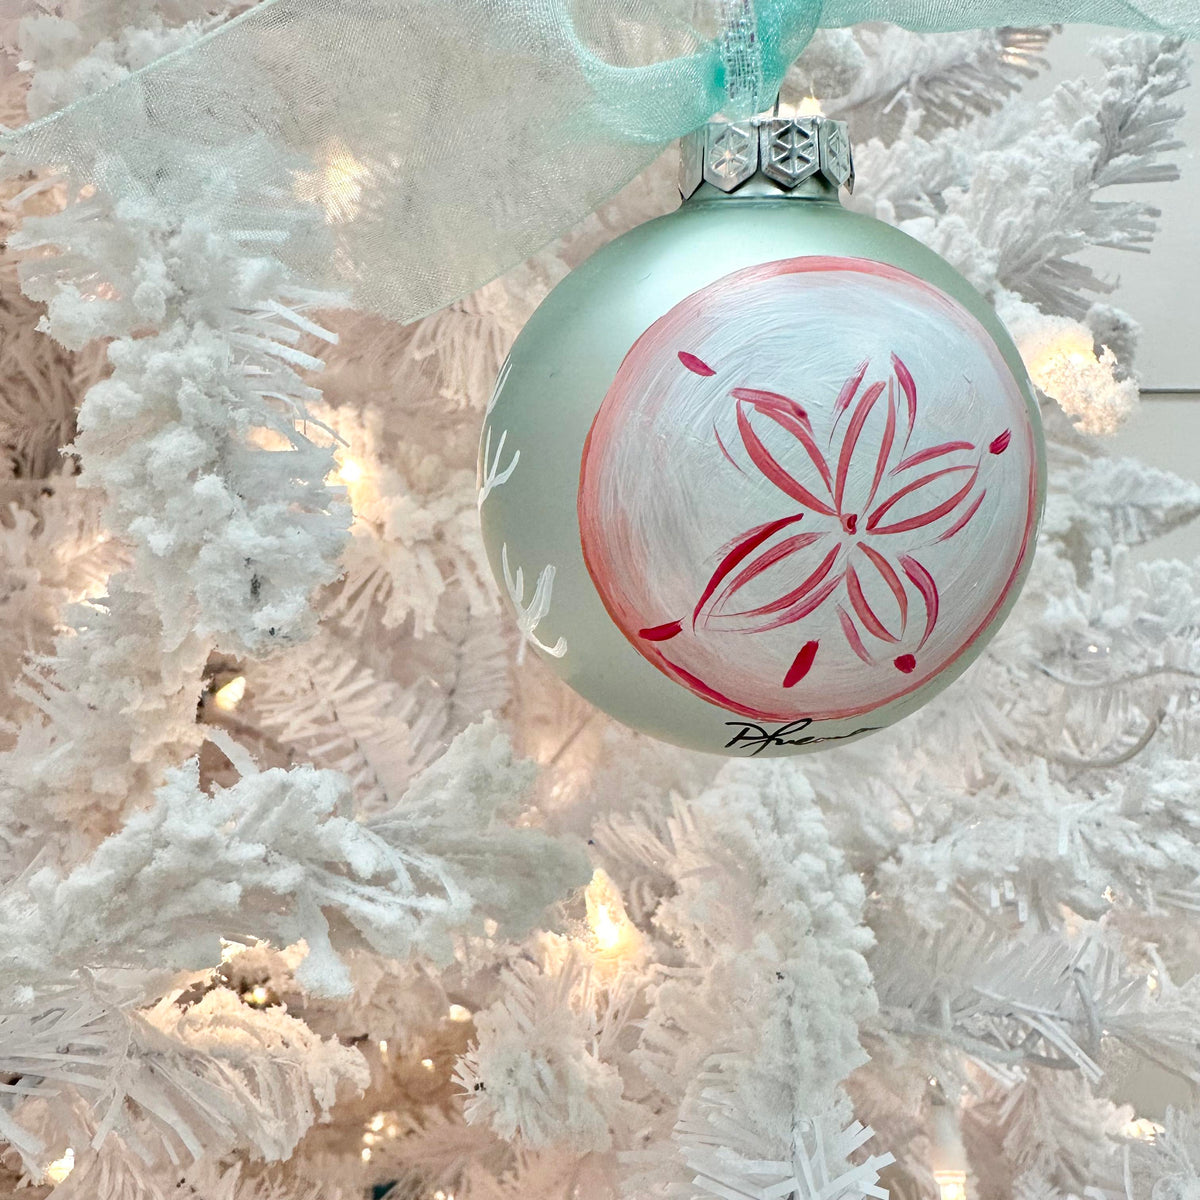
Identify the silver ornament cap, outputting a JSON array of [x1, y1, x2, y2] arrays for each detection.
[[679, 108, 855, 200]]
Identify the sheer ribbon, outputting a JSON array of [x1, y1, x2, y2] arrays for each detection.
[[3, 0, 1197, 322]]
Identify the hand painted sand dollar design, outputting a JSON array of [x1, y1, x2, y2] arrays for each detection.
[[577, 256, 1039, 723]]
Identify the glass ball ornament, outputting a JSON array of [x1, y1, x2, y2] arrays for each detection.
[[479, 113, 1045, 757]]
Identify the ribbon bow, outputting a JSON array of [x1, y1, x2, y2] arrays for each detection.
[[3, 0, 1197, 322]]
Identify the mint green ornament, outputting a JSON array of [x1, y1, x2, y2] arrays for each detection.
[[479, 115, 1046, 757]]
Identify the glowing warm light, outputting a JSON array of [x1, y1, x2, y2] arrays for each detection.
[[1123, 1118, 1165, 1142], [1021, 327, 1133, 435], [447, 1004, 472, 1022], [369, 1112, 386, 1132], [243, 983, 271, 1007], [1147, 973, 1160, 992], [44, 1150, 74, 1184], [934, 1169, 968, 1200], [295, 140, 369, 224], [379, 1039, 388, 1054], [361, 1147, 372, 1163], [797, 94, 825, 117], [592, 902, 622, 950], [363, 1132, 377, 1147], [585, 869, 641, 959], [213, 675, 246, 712], [339, 457, 363, 485], [421, 1057, 436, 1071]]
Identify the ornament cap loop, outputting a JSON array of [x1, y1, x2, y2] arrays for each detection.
[[679, 112, 854, 202]]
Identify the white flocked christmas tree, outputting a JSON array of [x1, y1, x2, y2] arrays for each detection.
[[1, 7, 1200, 1200]]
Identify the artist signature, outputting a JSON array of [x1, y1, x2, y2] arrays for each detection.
[[724, 718, 880, 755]]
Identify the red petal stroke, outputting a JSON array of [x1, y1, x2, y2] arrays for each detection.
[[714, 423, 744, 474], [864, 384, 897, 512], [936, 488, 987, 543], [872, 466, 979, 535], [856, 542, 908, 633], [892, 440, 975, 475], [847, 563, 899, 643], [736, 401, 836, 514], [740, 570, 845, 634], [692, 511, 807, 627], [899, 554, 939, 647], [989, 429, 1011, 455], [732, 388, 833, 493], [892, 353, 918, 446], [831, 359, 870, 438], [730, 387, 811, 429], [722, 544, 842, 628], [866, 463, 977, 534], [834, 379, 887, 513], [678, 351, 715, 376], [839, 606, 874, 664], [783, 641, 819, 687], [640, 620, 683, 641], [712, 531, 826, 615]]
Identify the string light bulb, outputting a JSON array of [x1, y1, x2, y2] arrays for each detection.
[[796, 94, 825, 117], [934, 1170, 968, 1200], [294, 139, 369, 224], [1019, 326, 1134, 435], [44, 1149, 74, 1184], [1123, 1118, 1164, 1142], [212, 675, 246, 712], [929, 1085, 970, 1200], [585, 868, 641, 960]]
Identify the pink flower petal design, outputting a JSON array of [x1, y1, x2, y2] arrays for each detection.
[[733, 388, 832, 494], [831, 358, 870, 438], [892, 440, 975, 475], [834, 379, 887, 512], [899, 554, 939, 647], [867, 464, 979, 535], [714, 422, 745, 473], [864, 381, 898, 512], [676, 351, 1000, 682], [721, 543, 842, 625], [743, 569, 845, 634], [679, 351, 715, 376], [935, 488, 987, 543], [856, 542, 909, 633], [736, 398, 836, 515], [711, 531, 826, 616], [892, 352, 918, 448], [783, 640, 819, 687], [839, 605, 875, 664], [693, 511, 807, 627], [640, 620, 683, 641], [846, 562, 899, 643]]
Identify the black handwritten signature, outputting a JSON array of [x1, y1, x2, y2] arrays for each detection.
[[724, 718, 880, 755]]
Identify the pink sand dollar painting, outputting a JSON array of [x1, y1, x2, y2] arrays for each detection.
[[577, 256, 1039, 723]]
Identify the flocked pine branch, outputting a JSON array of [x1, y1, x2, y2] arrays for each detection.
[[795, 26, 1054, 142]]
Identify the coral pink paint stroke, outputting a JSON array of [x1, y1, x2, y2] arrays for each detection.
[[578, 255, 1039, 724]]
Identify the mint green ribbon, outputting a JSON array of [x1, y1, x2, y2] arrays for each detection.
[[4, 0, 1197, 323]]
